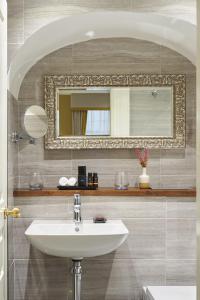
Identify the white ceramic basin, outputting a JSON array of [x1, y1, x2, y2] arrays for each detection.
[[25, 220, 129, 259]]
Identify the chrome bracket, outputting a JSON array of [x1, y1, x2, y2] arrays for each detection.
[[11, 131, 35, 144]]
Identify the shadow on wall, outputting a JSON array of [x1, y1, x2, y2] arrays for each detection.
[[20, 247, 115, 300], [16, 245, 164, 300]]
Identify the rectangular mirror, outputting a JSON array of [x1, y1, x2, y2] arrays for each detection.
[[45, 74, 185, 149], [57, 86, 173, 138], [57, 88, 111, 137]]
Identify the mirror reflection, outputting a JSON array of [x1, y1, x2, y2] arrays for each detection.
[[24, 105, 48, 138], [57, 86, 173, 138]]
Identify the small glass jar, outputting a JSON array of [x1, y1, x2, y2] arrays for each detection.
[[114, 171, 129, 190], [29, 172, 44, 190]]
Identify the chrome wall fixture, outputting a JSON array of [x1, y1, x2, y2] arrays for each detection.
[[11, 131, 35, 144]]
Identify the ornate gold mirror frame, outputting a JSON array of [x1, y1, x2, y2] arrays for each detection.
[[44, 74, 185, 149]]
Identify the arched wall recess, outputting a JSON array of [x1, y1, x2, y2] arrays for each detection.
[[8, 11, 196, 98]]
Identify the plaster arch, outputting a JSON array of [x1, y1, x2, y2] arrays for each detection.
[[8, 11, 196, 98]]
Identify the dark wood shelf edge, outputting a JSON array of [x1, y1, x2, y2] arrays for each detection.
[[13, 188, 196, 198]]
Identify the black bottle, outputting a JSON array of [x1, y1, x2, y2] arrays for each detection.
[[93, 173, 98, 189], [78, 166, 86, 187], [88, 172, 93, 188]]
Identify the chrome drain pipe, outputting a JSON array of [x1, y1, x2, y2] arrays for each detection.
[[71, 260, 82, 300]]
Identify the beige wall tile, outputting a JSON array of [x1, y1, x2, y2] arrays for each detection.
[[167, 198, 196, 219], [24, 1, 131, 39], [14, 258, 165, 300], [68, 196, 166, 219], [166, 219, 196, 259], [160, 147, 196, 176], [72, 38, 161, 65], [119, 218, 166, 259], [7, 43, 22, 67], [160, 175, 196, 189], [166, 260, 196, 285], [14, 259, 70, 300], [8, 0, 24, 43], [14, 197, 70, 218]]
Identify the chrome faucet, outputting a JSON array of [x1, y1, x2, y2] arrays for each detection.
[[73, 194, 81, 231]]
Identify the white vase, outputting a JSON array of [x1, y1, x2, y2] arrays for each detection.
[[139, 167, 150, 189]]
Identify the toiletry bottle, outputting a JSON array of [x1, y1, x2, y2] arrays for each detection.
[[88, 172, 93, 188], [93, 173, 98, 189], [78, 166, 87, 187]]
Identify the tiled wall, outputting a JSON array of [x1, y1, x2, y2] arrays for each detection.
[[13, 196, 196, 300], [7, 1, 196, 300], [16, 38, 196, 189]]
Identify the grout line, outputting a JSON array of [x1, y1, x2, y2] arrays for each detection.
[[165, 198, 167, 285], [14, 216, 196, 220], [13, 258, 196, 262]]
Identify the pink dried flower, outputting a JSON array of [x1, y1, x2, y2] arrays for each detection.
[[134, 148, 149, 168]]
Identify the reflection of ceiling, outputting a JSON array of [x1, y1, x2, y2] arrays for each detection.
[[8, 5, 196, 98]]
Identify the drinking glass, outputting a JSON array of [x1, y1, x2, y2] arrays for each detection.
[[29, 172, 44, 190], [114, 171, 129, 190]]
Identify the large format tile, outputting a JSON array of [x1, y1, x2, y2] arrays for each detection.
[[14, 258, 165, 300], [131, 0, 195, 24], [160, 175, 196, 189], [166, 260, 196, 285], [167, 198, 196, 219], [14, 259, 70, 300], [8, 43, 22, 66], [71, 149, 160, 160], [8, 0, 24, 43], [186, 75, 196, 118], [160, 147, 195, 176], [116, 218, 166, 259], [14, 197, 70, 218], [19, 160, 72, 176], [81, 259, 165, 300], [161, 62, 195, 75], [24, 1, 131, 39], [72, 38, 161, 65], [68, 196, 166, 219], [160, 46, 193, 65], [131, 0, 195, 10], [72, 62, 162, 74], [71, 158, 160, 175], [166, 219, 196, 259]]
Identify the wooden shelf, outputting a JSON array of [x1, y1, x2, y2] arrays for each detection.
[[13, 188, 196, 197]]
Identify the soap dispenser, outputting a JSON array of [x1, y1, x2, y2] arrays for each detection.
[[78, 166, 87, 187]]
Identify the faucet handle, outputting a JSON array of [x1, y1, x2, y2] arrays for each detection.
[[74, 194, 81, 205]]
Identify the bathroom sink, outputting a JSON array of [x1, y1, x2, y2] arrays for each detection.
[[25, 220, 129, 259]]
